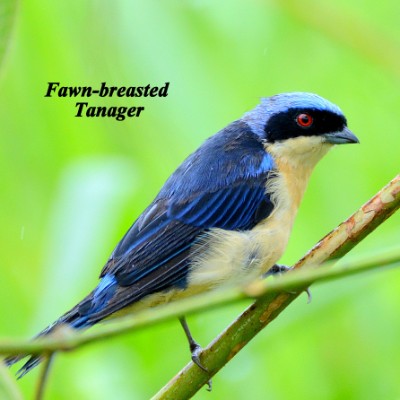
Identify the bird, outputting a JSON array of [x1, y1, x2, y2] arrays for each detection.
[[5, 92, 359, 378]]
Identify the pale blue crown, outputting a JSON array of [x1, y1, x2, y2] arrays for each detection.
[[242, 92, 344, 138]]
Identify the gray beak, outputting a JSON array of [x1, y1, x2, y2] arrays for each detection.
[[323, 127, 359, 144]]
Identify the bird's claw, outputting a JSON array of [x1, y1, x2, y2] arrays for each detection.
[[265, 264, 292, 275], [304, 287, 312, 304], [190, 342, 208, 372], [266, 264, 312, 303], [190, 344, 212, 391]]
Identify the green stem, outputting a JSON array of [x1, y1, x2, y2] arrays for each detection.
[[1, 247, 399, 357], [153, 174, 400, 399], [34, 354, 54, 400]]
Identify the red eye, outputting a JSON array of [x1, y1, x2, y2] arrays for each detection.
[[296, 113, 313, 128]]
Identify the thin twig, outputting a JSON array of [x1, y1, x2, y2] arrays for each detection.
[[1, 247, 400, 358], [34, 353, 54, 400]]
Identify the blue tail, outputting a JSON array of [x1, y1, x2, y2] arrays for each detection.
[[5, 275, 117, 378]]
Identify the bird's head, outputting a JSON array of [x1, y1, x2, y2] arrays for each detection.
[[243, 92, 359, 168]]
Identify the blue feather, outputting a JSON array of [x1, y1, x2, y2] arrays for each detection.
[[7, 91, 355, 379]]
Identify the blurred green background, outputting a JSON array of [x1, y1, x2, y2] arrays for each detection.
[[1, 0, 399, 399]]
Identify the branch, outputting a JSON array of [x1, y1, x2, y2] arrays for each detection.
[[153, 174, 400, 399], [34, 354, 53, 400], [1, 175, 399, 398], [2, 247, 400, 357]]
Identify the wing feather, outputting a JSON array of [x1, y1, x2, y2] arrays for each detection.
[[92, 122, 276, 319]]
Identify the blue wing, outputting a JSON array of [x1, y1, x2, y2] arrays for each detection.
[[6, 121, 277, 377], [84, 121, 276, 321], [103, 181, 274, 287], [39, 122, 275, 327]]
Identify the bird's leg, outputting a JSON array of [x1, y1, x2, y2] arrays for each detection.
[[265, 264, 312, 303], [179, 317, 208, 372], [179, 317, 212, 391]]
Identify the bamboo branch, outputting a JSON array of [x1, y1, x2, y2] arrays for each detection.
[[153, 174, 400, 399]]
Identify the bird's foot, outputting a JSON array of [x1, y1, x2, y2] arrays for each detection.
[[266, 264, 312, 303], [190, 341, 212, 391], [189, 341, 208, 373], [179, 317, 212, 391], [265, 263, 292, 276]]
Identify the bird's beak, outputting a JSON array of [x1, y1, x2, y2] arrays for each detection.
[[323, 127, 359, 144]]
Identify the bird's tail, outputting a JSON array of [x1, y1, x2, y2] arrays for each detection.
[[4, 301, 91, 378], [4, 275, 117, 378]]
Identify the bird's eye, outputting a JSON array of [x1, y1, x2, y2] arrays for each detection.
[[296, 113, 313, 128]]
